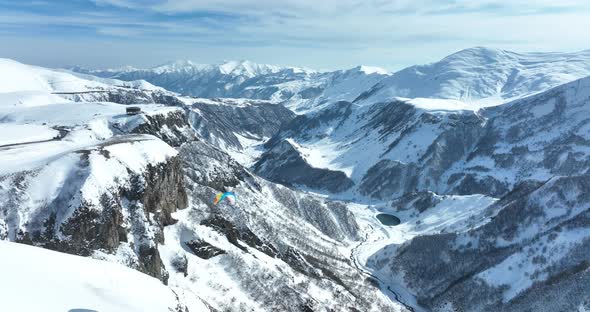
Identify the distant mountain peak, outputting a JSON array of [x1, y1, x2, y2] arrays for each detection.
[[455, 46, 507, 55], [148, 59, 288, 77], [218, 59, 282, 76], [357, 46, 590, 107], [355, 65, 389, 75], [438, 46, 513, 64], [150, 60, 210, 73]]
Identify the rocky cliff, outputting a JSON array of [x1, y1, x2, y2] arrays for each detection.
[[0, 138, 187, 283]]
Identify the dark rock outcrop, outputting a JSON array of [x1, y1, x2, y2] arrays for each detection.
[[200, 215, 279, 257], [8, 152, 188, 283], [141, 157, 189, 228], [189, 99, 295, 150], [184, 239, 226, 259], [130, 110, 197, 147], [63, 89, 184, 106], [390, 191, 443, 213], [253, 140, 354, 193], [180, 141, 254, 191], [359, 160, 419, 199]]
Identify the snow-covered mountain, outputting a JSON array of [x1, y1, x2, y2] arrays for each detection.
[[255, 73, 590, 199], [77, 59, 285, 79], [355, 47, 590, 108], [72, 59, 308, 99], [71, 47, 590, 113], [0, 107, 398, 310], [72, 59, 391, 113], [0, 59, 401, 311], [252, 57, 590, 311], [0, 58, 186, 108], [3, 47, 590, 312]]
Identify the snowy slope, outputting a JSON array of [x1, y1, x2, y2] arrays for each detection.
[[357, 47, 590, 108], [0, 58, 162, 94], [0, 58, 178, 108], [0, 241, 203, 312], [159, 140, 401, 311], [369, 176, 590, 312], [255, 99, 478, 195], [152, 59, 284, 77], [0, 58, 102, 93], [0, 58, 105, 107], [281, 65, 391, 113], [0, 124, 59, 146], [0, 93, 198, 283]]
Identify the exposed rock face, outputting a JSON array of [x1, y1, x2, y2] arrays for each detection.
[[0, 144, 187, 283], [267, 183, 360, 241], [62, 89, 184, 106], [390, 191, 443, 213], [130, 110, 197, 147], [371, 176, 590, 311], [141, 157, 188, 228], [0, 219, 7, 240], [188, 99, 296, 150], [184, 239, 226, 259], [253, 139, 354, 193], [359, 160, 419, 199], [355, 100, 494, 198], [180, 141, 252, 191], [199, 215, 279, 257], [113, 155, 188, 282]]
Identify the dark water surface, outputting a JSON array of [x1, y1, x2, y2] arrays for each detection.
[[376, 213, 401, 226]]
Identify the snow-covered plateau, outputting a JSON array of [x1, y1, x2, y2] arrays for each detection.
[[2, 47, 590, 311]]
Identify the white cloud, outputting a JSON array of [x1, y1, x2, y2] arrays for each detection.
[[88, 0, 590, 51], [2, 0, 590, 70], [96, 27, 143, 37], [98, 0, 590, 15]]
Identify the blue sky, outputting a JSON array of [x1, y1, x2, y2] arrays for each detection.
[[1, 0, 590, 70]]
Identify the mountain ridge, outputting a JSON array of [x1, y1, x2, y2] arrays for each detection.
[[69, 47, 590, 113], [357, 46, 590, 108]]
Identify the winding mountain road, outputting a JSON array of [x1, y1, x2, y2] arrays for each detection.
[[350, 223, 422, 312]]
